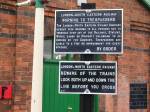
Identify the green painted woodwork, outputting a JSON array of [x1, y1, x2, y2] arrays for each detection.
[[43, 57, 99, 112], [139, 0, 150, 9], [143, 0, 150, 9], [93, 95, 99, 112], [65, 54, 72, 61], [94, 54, 101, 112], [43, 59, 80, 112], [95, 54, 101, 61], [35, 0, 43, 8]]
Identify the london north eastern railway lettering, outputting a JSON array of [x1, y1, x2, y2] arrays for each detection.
[[59, 61, 117, 94], [55, 9, 123, 54]]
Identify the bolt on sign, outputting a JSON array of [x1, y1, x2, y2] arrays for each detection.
[[54, 9, 123, 54], [59, 61, 117, 94]]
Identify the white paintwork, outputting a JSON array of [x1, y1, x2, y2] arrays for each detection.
[[77, 0, 87, 6], [31, 8, 44, 112]]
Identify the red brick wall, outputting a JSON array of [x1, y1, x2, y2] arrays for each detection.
[[0, 0, 34, 111], [90, 0, 150, 112], [0, 0, 149, 112], [0, 0, 17, 111], [13, 5, 35, 112]]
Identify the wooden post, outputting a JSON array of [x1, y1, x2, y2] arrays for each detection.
[[31, 0, 44, 112]]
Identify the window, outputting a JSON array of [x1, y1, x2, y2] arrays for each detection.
[[44, 38, 53, 59], [44, 37, 73, 60]]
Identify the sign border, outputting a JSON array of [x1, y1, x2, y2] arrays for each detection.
[[58, 61, 117, 95], [54, 9, 123, 54]]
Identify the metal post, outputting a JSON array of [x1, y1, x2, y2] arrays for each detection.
[[80, 3, 97, 112]]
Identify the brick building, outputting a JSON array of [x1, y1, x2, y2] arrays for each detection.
[[0, 0, 149, 112]]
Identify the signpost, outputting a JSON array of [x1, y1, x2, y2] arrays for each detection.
[[54, 9, 123, 54], [54, 4, 123, 112], [59, 61, 117, 94]]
